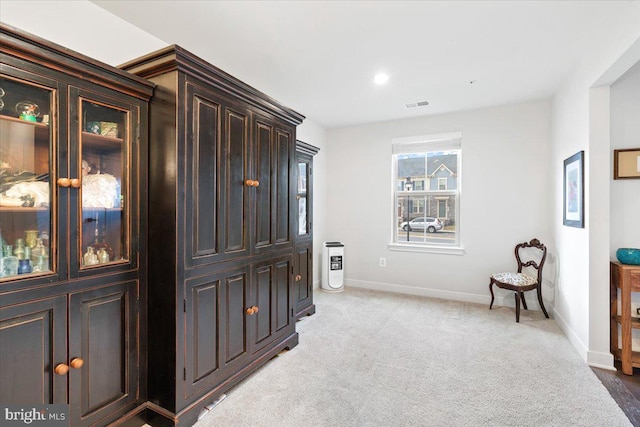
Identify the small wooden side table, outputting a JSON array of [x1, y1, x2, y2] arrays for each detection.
[[610, 261, 640, 375]]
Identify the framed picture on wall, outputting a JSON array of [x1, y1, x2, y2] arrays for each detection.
[[563, 151, 584, 228], [613, 148, 640, 179]]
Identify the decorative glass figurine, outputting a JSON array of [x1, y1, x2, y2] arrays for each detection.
[[17, 259, 32, 274], [83, 246, 99, 266], [97, 247, 110, 264], [1, 245, 19, 277], [15, 101, 40, 122]]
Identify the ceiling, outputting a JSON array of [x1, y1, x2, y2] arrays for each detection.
[[92, 1, 637, 129]]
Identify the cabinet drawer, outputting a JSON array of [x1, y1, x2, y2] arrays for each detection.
[[631, 271, 640, 291]]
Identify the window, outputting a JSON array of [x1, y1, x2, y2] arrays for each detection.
[[391, 132, 462, 254], [438, 178, 447, 190]]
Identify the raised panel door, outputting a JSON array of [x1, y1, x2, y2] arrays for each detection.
[[275, 127, 293, 247], [182, 267, 249, 407], [294, 245, 313, 318], [251, 256, 292, 354], [251, 116, 294, 255], [186, 82, 220, 262], [68, 281, 138, 427], [184, 81, 250, 266], [253, 119, 274, 252], [0, 296, 67, 404]]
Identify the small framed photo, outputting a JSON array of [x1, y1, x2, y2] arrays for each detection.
[[563, 151, 584, 228], [613, 148, 640, 179]]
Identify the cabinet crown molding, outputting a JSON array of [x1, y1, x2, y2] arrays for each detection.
[[1, 23, 154, 100], [119, 45, 305, 126]]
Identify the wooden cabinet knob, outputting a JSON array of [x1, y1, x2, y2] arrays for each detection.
[[57, 178, 70, 187], [253, 180, 259, 187], [54, 363, 69, 375], [70, 178, 81, 188], [297, 275, 302, 281], [246, 307, 255, 315], [252, 305, 259, 314], [245, 179, 254, 187], [69, 358, 84, 369]]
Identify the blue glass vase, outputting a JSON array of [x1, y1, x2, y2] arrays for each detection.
[[616, 248, 640, 265], [17, 259, 32, 274]]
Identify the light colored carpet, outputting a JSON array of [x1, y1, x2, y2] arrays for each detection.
[[197, 287, 631, 427]]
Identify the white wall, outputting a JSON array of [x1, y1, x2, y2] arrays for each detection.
[[1, 1, 166, 65], [611, 61, 640, 256], [551, 14, 640, 367], [610, 60, 640, 351], [325, 100, 555, 307]]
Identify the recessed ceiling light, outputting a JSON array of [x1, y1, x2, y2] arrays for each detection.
[[374, 73, 389, 85]]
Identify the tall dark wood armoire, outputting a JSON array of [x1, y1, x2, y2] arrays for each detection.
[[0, 24, 153, 426], [121, 46, 305, 427], [294, 141, 319, 319]]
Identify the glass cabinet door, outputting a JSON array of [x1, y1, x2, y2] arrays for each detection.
[[297, 160, 309, 236], [0, 76, 54, 279], [77, 99, 129, 270]]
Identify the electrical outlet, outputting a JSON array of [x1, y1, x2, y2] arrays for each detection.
[[379, 257, 386, 267]]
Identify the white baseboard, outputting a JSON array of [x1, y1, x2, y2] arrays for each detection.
[[553, 308, 614, 370], [553, 307, 589, 363], [345, 278, 496, 305], [587, 351, 615, 371]]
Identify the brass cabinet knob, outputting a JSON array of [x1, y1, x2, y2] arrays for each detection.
[[54, 364, 69, 375], [69, 358, 84, 369], [70, 178, 81, 188], [57, 178, 70, 187]]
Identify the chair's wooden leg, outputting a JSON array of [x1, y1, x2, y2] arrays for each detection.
[[514, 292, 521, 322], [537, 287, 549, 318], [520, 292, 528, 310], [489, 280, 495, 310]]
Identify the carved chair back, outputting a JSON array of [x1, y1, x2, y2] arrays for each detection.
[[514, 238, 547, 285]]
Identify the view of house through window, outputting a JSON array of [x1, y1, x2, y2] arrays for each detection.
[[392, 133, 461, 248]]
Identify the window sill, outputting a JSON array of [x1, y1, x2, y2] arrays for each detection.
[[388, 243, 465, 256]]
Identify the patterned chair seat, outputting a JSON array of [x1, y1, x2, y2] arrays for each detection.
[[490, 272, 536, 287], [489, 238, 549, 322]]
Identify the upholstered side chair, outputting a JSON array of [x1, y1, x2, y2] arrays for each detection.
[[489, 238, 549, 322]]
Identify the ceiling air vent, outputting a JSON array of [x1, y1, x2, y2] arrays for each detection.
[[405, 101, 430, 109]]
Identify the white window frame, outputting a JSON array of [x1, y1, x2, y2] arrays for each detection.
[[389, 132, 464, 255], [438, 177, 447, 190]]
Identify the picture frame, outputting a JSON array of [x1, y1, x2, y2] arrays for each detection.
[[563, 151, 584, 228], [613, 148, 640, 179]]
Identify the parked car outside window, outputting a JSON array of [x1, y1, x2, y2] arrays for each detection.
[[399, 217, 443, 233]]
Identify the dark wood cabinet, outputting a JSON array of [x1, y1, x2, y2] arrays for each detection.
[[294, 141, 319, 319], [121, 46, 304, 427], [0, 24, 152, 426]]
